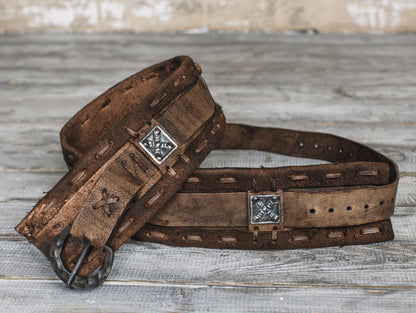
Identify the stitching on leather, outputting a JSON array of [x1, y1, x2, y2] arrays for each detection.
[[360, 227, 380, 235], [150, 92, 166, 108], [326, 172, 343, 179], [145, 190, 164, 208], [70, 169, 87, 185], [182, 235, 203, 242], [186, 177, 200, 183], [167, 166, 179, 179], [289, 175, 308, 181], [219, 236, 238, 243], [115, 218, 134, 236], [359, 170, 378, 176], [195, 139, 208, 153], [95, 141, 113, 159], [180, 154, 190, 163], [124, 126, 139, 137], [219, 177, 236, 184]]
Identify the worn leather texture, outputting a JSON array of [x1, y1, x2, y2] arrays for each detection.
[[16, 55, 399, 281], [16, 56, 226, 276], [61, 96, 399, 250]]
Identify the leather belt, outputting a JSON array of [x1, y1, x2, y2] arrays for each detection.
[[16, 56, 399, 289], [16, 56, 226, 289]]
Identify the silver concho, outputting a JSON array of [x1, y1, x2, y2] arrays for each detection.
[[140, 126, 177, 164], [250, 194, 281, 225]]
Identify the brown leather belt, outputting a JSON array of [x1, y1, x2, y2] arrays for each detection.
[[16, 56, 399, 289]]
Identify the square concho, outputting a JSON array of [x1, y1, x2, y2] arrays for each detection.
[[250, 194, 281, 225], [140, 126, 177, 164]]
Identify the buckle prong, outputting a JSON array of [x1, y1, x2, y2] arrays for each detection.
[[49, 225, 114, 290], [67, 238, 91, 287]]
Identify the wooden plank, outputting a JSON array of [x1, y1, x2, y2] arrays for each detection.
[[1, 205, 415, 287], [0, 279, 414, 313]]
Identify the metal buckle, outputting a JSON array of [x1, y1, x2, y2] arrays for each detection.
[[49, 225, 114, 289]]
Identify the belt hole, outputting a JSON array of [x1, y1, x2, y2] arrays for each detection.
[[298, 142, 304, 148], [380, 201, 384, 206], [146, 231, 169, 240], [326, 172, 343, 179], [219, 177, 236, 184], [100, 99, 111, 109], [182, 235, 203, 242], [347, 206, 352, 211], [328, 231, 344, 239], [70, 169, 87, 185], [290, 175, 308, 181], [309, 209, 316, 214], [314, 144, 319, 149], [328, 208, 334, 213], [364, 204, 369, 209], [339, 148, 343, 153], [327, 146, 332, 151], [361, 227, 380, 235], [359, 170, 378, 176]]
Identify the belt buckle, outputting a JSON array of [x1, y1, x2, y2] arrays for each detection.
[[49, 226, 114, 289]]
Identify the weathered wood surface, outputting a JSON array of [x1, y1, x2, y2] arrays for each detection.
[[0, 33, 415, 312]]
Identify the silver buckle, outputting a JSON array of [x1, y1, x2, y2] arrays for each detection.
[[250, 194, 281, 225]]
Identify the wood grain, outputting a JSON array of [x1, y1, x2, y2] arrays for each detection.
[[0, 33, 415, 312]]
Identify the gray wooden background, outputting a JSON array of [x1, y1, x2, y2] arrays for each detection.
[[0, 33, 415, 312]]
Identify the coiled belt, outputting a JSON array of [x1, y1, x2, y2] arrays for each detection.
[[16, 56, 399, 289]]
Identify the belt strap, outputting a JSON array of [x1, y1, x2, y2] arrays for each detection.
[[16, 56, 226, 289], [62, 117, 399, 249]]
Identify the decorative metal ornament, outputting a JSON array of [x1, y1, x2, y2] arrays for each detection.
[[140, 126, 177, 164], [250, 194, 281, 225]]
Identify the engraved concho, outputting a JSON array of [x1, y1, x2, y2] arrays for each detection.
[[140, 126, 177, 164], [250, 194, 281, 225]]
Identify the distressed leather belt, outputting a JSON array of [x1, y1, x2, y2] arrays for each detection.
[[16, 55, 399, 290], [16, 56, 226, 289]]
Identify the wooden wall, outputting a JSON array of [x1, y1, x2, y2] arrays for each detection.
[[1, 0, 416, 33]]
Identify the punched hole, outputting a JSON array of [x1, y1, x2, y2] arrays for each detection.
[[299, 142, 304, 148], [314, 144, 319, 149], [380, 201, 384, 206], [328, 208, 334, 213], [391, 198, 395, 203], [310, 209, 316, 214], [347, 206, 352, 211], [364, 204, 369, 209], [327, 146, 332, 151], [339, 148, 343, 153]]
